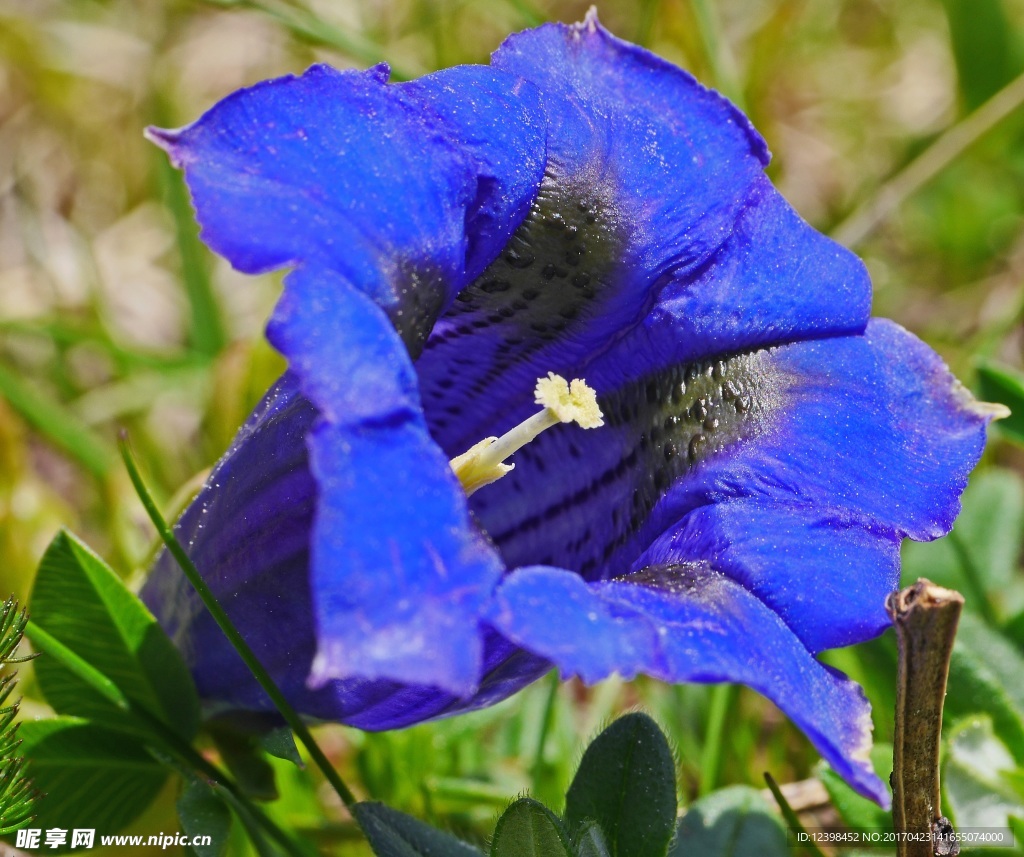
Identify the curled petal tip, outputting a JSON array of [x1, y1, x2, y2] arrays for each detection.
[[953, 380, 1011, 421], [144, 125, 189, 166], [143, 125, 177, 148], [976, 400, 1012, 421], [581, 6, 601, 30]]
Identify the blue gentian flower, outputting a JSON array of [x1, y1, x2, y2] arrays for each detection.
[[143, 14, 998, 804]]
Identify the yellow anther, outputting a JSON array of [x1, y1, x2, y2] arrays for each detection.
[[534, 372, 605, 428], [450, 373, 604, 497]]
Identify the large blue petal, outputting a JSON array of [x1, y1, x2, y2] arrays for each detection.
[[416, 14, 776, 456], [486, 564, 887, 805], [145, 271, 510, 699], [147, 59, 549, 697], [633, 502, 900, 653], [269, 267, 505, 695], [649, 320, 992, 544], [584, 176, 872, 392], [148, 62, 545, 349]]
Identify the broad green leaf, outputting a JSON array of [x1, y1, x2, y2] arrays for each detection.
[[30, 530, 199, 740], [944, 717, 1024, 830], [946, 613, 1024, 764], [564, 713, 676, 857], [260, 726, 303, 768], [817, 743, 893, 832], [177, 781, 232, 857], [977, 363, 1024, 446], [491, 799, 573, 857], [671, 787, 787, 857], [575, 821, 612, 857], [353, 801, 483, 857], [19, 717, 167, 839], [941, 0, 1022, 110]]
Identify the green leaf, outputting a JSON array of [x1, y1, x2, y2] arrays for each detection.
[[941, 0, 1022, 110], [1009, 816, 1024, 847], [977, 363, 1024, 446], [946, 613, 1024, 764], [260, 726, 303, 768], [210, 727, 277, 802], [575, 821, 612, 857], [491, 798, 573, 857], [353, 801, 483, 857], [177, 781, 232, 857], [564, 713, 677, 857], [29, 530, 199, 740], [20, 717, 167, 838], [817, 743, 893, 831], [671, 787, 787, 857], [944, 716, 1024, 830]]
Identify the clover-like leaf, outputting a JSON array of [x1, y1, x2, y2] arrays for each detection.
[[671, 787, 787, 857], [492, 798, 573, 857], [30, 530, 199, 740], [177, 781, 232, 857], [20, 717, 167, 841], [354, 801, 483, 857], [564, 713, 677, 857]]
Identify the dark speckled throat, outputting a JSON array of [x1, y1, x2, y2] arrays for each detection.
[[416, 169, 785, 581], [418, 169, 623, 452]]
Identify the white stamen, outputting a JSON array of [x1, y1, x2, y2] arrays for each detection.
[[450, 373, 604, 496]]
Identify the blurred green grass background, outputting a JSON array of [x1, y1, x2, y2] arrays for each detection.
[[2, 0, 1024, 854]]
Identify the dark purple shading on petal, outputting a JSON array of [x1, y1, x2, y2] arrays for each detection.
[[142, 372, 550, 722], [587, 176, 873, 390], [651, 320, 992, 544], [147, 59, 548, 695]]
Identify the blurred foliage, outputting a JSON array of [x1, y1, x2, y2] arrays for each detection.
[[2, 0, 1024, 854]]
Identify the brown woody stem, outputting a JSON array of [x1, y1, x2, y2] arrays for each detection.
[[886, 579, 964, 857]]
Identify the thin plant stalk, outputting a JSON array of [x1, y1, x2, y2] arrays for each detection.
[[530, 669, 560, 787], [886, 579, 963, 857], [764, 772, 828, 857], [698, 683, 734, 795], [118, 435, 358, 810]]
